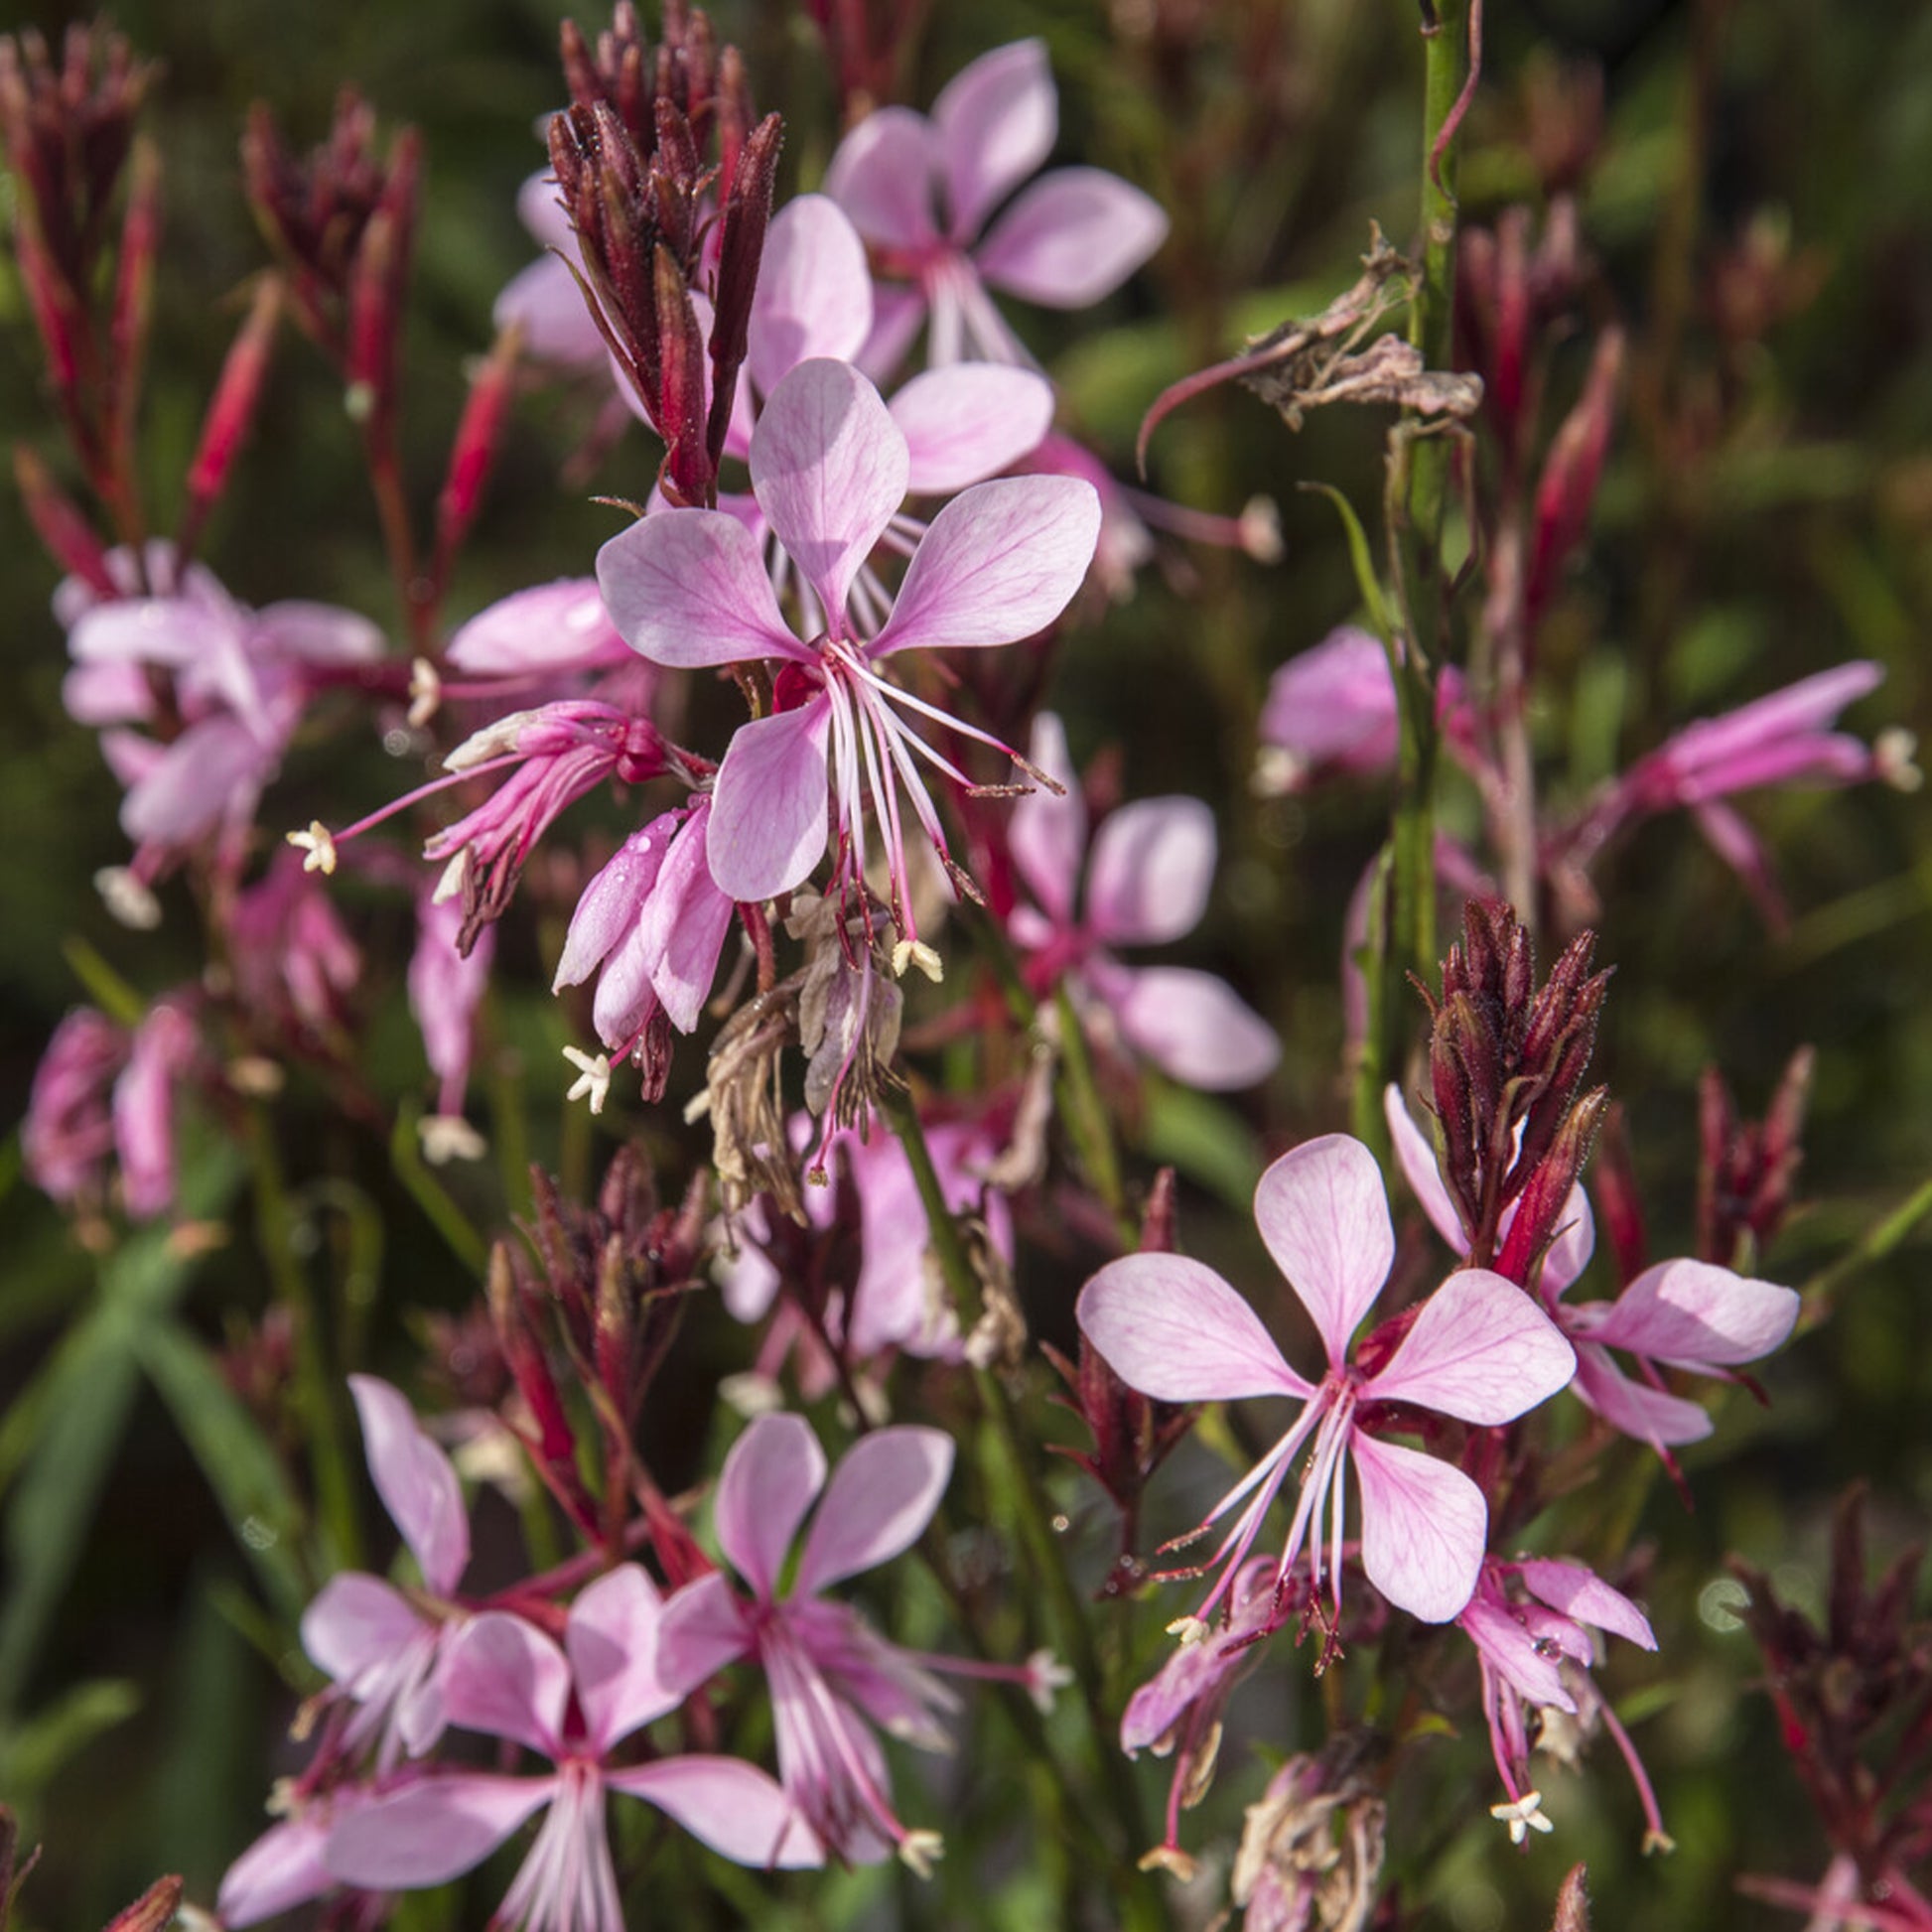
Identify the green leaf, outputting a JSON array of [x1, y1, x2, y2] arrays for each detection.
[[390, 1103, 488, 1273], [0, 1677, 141, 1801], [134, 1321, 312, 1624], [1141, 1081, 1265, 1210]]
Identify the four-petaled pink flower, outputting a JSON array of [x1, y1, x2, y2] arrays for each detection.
[[825, 38, 1169, 371], [1077, 1135, 1575, 1627], [657, 1413, 960, 1869], [1009, 712, 1280, 1091], [327, 1564, 820, 1928], [597, 356, 1099, 944], [300, 1375, 474, 1768], [1385, 1087, 1799, 1449]]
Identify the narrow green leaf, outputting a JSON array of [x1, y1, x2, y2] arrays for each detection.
[[1141, 1081, 1265, 1209], [0, 1677, 141, 1799]]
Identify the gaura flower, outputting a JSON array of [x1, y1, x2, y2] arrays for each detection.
[[824, 38, 1169, 371], [327, 1565, 819, 1928], [597, 356, 1099, 946], [408, 888, 496, 1164], [1385, 1086, 1799, 1449], [1008, 712, 1279, 1090], [657, 1413, 983, 1870], [300, 1375, 474, 1768], [1077, 1135, 1575, 1627]]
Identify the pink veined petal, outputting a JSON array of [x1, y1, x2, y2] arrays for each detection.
[[794, 1427, 954, 1596], [823, 106, 941, 253], [1102, 964, 1281, 1091], [1540, 1186, 1597, 1298], [1518, 1558, 1658, 1650], [715, 1412, 828, 1601], [1351, 1434, 1487, 1623], [608, 1756, 823, 1868], [749, 195, 874, 395], [217, 1815, 335, 1928], [438, 1611, 571, 1757], [496, 251, 609, 365], [974, 167, 1169, 308], [347, 1375, 469, 1596], [932, 38, 1057, 241], [1077, 1254, 1309, 1403], [568, 1563, 679, 1753], [1570, 1340, 1715, 1447], [656, 1570, 757, 1693], [1008, 710, 1083, 923], [752, 359, 909, 624], [871, 475, 1100, 656], [1086, 795, 1215, 946], [325, 1772, 556, 1889], [300, 1571, 428, 1685], [120, 716, 272, 845], [552, 818, 674, 993], [1382, 1085, 1469, 1254], [706, 699, 833, 902], [1253, 1136, 1395, 1368], [893, 365, 1055, 494], [597, 509, 801, 669], [1460, 1590, 1575, 1711], [1368, 1269, 1575, 1425], [639, 800, 737, 1033], [1582, 1258, 1799, 1367], [448, 579, 629, 675]]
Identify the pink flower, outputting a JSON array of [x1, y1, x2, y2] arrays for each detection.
[[228, 850, 362, 1033], [443, 578, 638, 682], [552, 797, 736, 1053], [23, 1008, 126, 1205], [1077, 1135, 1575, 1627], [327, 1565, 819, 1927], [1009, 712, 1279, 1090], [597, 357, 1098, 943], [824, 39, 1169, 370], [112, 999, 200, 1218], [300, 1376, 474, 1769], [1385, 1086, 1800, 1449], [656, 1413, 960, 1868], [408, 889, 496, 1163], [217, 1783, 377, 1929], [495, 170, 609, 369], [1457, 1555, 1668, 1848]]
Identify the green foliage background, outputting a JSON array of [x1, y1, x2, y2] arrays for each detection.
[[2, 0, 1930, 1926]]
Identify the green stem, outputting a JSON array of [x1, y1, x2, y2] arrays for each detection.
[[1797, 1173, 1932, 1332], [1052, 984, 1132, 1240], [246, 1109, 360, 1573]]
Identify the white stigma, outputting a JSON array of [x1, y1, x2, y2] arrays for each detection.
[[288, 821, 338, 875], [1490, 1790, 1554, 1845], [562, 1044, 612, 1115]]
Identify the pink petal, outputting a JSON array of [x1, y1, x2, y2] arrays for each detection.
[[749, 195, 874, 395], [217, 1815, 335, 1927], [857, 284, 929, 385], [553, 819, 672, 992], [871, 476, 1100, 656], [69, 596, 226, 669], [1086, 795, 1214, 946], [596, 508, 800, 669], [751, 359, 909, 623], [300, 1572, 428, 1685], [1368, 1269, 1575, 1425], [256, 601, 385, 666], [1460, 1589, 1574, 1710], [706, 700, 832, 902], [975, 168, 1168, 307], [438, 1611, 570, 1757], [1658, 662, 1883, 783], [893, 365, 1055, 494], [823, 106, 941, 253], [325, 1772, 555, 1889], [1102, 964, 1280, 1090], [448, 579, 629, 674], [1252, 1136, 1394, 1367], [120, 717, 271, 846], [794, 1427, 953, 1596], [568, 1563, 678, 1753], [1539, 1186, 1597, 1298], [1582, 1258, 1799, 1367], [496, 252, 609, 365], [347, 1375, 469, 1596], [716, 1413, 827, 1600], [639, 799, 737, 1033], [1259, 626, 1398, 783], [1382, 1085, 1468, 1254], [932, 38, 1057, 240], [63, 659, 154, 727], [1351, 1435, 1486, 1622], [1570, 1340, 1714, 1446], [1519, 1558, 1657, 1650], [608, 1756, 822, 1867], [656, 1570, 756, 1692], [1076, 1254, 1309, 1402], [1007, 711, 1083, 923]]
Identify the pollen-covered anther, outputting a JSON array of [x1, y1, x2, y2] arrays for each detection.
[[890, 938, 944, 983], [288, 821, 339, 875], [407, 656, 442, 729], [1876, 726, 1922, 792], [94, 865, 163, 929], [897, 1830, 944, 1879], [1489, 1791, 1555, 1845], [562, 1043, 612, 1115], [1166, 1615, 1210, 1647], [419, 1114, 486, 1164], [1026, 1649, 1074, 1715]]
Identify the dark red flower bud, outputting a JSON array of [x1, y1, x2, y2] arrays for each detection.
[[101, 1875, 183, 1932], [13, 443, 113, 595], [1525, 326, 1623, 626], [178, 273, 283, 557]]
